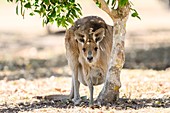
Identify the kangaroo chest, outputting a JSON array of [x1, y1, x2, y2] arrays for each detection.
[[78, 55, 107, 85], [81, 63, 105, 86]]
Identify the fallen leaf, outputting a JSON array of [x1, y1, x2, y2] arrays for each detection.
[[55, 88, 61, 92]]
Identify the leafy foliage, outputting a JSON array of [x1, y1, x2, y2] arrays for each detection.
[[104, 0, 141, 20], [7, 0, 140, 27], [96, 0, 101, 8], [118, 0, 128, 8], [7, 0, 82, 27]]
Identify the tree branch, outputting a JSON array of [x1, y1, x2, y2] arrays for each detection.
[[93, 0, 130, 22], [93, 0, 113, 19]]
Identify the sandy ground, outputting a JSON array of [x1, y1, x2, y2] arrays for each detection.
[[1, 0, 170, 69], [0, 0, 170, 112]]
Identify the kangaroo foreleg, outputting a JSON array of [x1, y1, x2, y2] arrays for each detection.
[[87, 76, 94, 106], [72, 67, 81, 105]]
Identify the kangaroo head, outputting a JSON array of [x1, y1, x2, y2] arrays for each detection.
[[75, 28, 105, 63]]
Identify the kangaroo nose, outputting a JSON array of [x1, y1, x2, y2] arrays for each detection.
[[87, 56, 93, 62]]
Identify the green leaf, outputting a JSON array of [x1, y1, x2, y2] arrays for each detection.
[[107, 0, 110, 5], [111, 0, 116, 6], [131, 8, 141, 20], [50, 0, 57, 5], [131, 12, 141, 20], [67, 17, 74, 24], [16, 5, 19, 15], [95, 0, 101, 8], [71, 9, 78, 18], [69, 0, 75, 2], [42, 19, 45, 26], [56, 17, 62, 27], [77, 3, 82, 10], [51, 9, 56, 17], [43, 0, 50, 5], [20, 1, 23, 15], [34, 10, 42, 16], [24, 2, 31, 8], [131, 12, 137, 17], [34, 10, 40, 13], [74, 7, 82, 16], [7, 0, 13, 2], [118, 0, 128, 8], [29, 12, 35, 16]]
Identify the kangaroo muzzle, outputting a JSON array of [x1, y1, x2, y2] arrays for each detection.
[[87, 51, 93, 62]]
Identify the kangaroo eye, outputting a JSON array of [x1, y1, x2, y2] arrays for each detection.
[[94, 47, 98, 51], [82, 48, 86, 52], [79, 38, 85, 43]]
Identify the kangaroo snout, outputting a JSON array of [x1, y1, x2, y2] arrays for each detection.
[[87, 51, 93, 62], [87, 56, 93, 62]]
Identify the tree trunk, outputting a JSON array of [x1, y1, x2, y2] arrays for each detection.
[[96, 19, 128, 104], [93, 0, 130, 104]]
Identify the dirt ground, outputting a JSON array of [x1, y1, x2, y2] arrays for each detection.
[[0, 0, 170, 113]]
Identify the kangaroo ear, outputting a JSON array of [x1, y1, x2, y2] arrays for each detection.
[[93, 28, 105, 43], [75, 32, 85, 44]]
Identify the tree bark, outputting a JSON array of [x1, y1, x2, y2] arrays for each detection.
[[93, 0, 130, 104]]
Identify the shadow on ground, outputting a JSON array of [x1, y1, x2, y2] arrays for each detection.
[[0, 54, 69, 81], [1, 45, 170, 81], [0, 94, 169, 112], [125, 46, 170, 70]]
